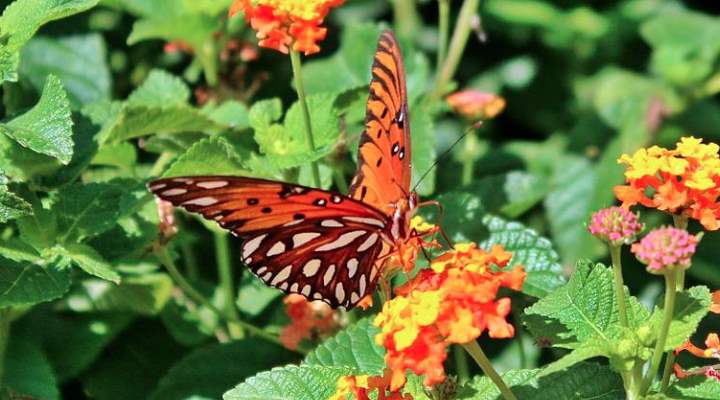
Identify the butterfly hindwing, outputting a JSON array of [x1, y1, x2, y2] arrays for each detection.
[[349, 30, 411, 214], [148, 176, 390, 308]]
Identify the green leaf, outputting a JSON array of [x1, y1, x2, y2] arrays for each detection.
[[223, 365, 353, 400], [469, 171, 551, 218], [0, 0, 100, 82], [19, 34, 111, 107], [0, 237, 41, 262], [0, 185, 32, 222], [536, 341, 610, 378], [667, 376, 720, 400], [649, 285, 711, 351], [0, 75, 74, 163], [150, 339, 297, 400], [478, 215, 565, 298], [410, 99, 436, 196], [457, 362, 624, 400], [60, 274, 173, 315], [3, 335, 59, 400], [304, 318, 385, 375], [525, 260, 649, 343], [0, 257, 71, 307], [202, 100, 250, 129], [127, 69, 190, 107], [236, 272, 281, 317], [248, 98, 283, 130], [162, 136, 248, 177], [55, 242, 121, 283], [101, 104, 224, 142]]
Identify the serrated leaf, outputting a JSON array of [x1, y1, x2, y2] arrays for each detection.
[[56, 243, 121, 283], [150, 339, 297, 400], [249, 98, 283, 130], [223, 365, 353, 400], [649, 286, 711, 351], [127, 69, 190, 107], [20, 34, 111, 107], [0, 237, 41, 262], [304, 318, 385, 375], [0, 185, 32, 222], [667, 376, 720, 400], [0, 75, 74, 163], [162, 136, 248, 177], [0, 0, 100, 82], [3, 335, 60, 400], [525, 260, 649, 343], [60, 274, 173, 315], [0, 256, 71, 307], [478, 215, 565, 298], [457, 362, 624, 400], [202, 100, 250, 129], [536, 341, 609, 378]]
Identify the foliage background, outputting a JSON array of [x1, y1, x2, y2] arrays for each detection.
[[0, 0, 719, 399]]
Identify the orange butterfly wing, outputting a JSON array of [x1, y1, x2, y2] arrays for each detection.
[[149, 176, 390, 308], [349, 31, 412, 214]]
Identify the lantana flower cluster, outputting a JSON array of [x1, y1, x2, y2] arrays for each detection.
[[630, 226, 700, 273], [329, 368, 412, 400], [674, 333, 720, 382], [279, 294, 339, 350], [229, 0, 343, 55], [373, 243, 525, 390], [614, 136, 720, 230], [587, 206, 644, 246]]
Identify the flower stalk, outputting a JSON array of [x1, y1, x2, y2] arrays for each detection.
[[437, 0, 451, 69], [609, 245, 629, 328], [290, 49, 322, 187], [641, 270, 678, 395], [433, 0, 480, 99], [463, 340, 518, 400], [215, 231, 244, 339]]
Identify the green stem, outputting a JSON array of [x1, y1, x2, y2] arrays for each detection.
[[433, 0, 481, 99], [461, 130, 478, 185], [641, 270, 678, 395], [661, 266, 686, 392], [672, 214, 688, 230], [333, 168, 348, 194], [215, 231, 243, 339], [463, 341, 518, 400], [155, 245, 290, 350], [609, 245, 629, 328], [289, 50, 321, 188], [512, 308, 528, 369], [391, 0, 422, 40], [437, 0, 451, 70], [454, 344, 470, 383], [150, 152, 174, 177], [0, 308, 11, 385]]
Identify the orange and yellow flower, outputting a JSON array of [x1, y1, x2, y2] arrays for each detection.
[[373, 243, 525, 390], [229, 0, 343, 55], [329, 368, 413, 400], [711, 290, 720, 314], [446, 90, 506, 121], [614, 137, 720, 230], [673, 333, 720, 381], [279, 294, 339, 350]]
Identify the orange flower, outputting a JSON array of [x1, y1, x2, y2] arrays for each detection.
[[615, 137, 720, 230], [711, 290, 720, 314], [279, 294, 339, 350], [446, 90, 506, 121], [229, 0, 343, 55], [373, 243, 525, 390], [674, 333, 720, 381], [329, 368, 413, 400]]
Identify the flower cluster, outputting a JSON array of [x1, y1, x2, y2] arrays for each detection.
[[373, 243, 525, 390], [279, 294, 339, 350], [229, 0, 343, 55], [630, 226, 699, 273], [614, 136, 720, 230], [673, 333, 720, 381], [329, 368, 413, 400], [588, 206, 644, 246], [446, 90, 506, 121]]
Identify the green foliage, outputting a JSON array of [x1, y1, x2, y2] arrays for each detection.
[[648, 286, 711, 351], [223, 365, 353, 400], [304, 318, 385, 375]]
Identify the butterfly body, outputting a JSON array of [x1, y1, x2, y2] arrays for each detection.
[[149, 31, 416, 309]]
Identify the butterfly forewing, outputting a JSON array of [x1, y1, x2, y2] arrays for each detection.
[[349, 31, 412, 214], [148, 176, 389, 308]]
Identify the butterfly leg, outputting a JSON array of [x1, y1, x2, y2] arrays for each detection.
[[417, 200, 454, 248]]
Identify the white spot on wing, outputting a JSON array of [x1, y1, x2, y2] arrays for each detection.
[[303, 259, 321, 277], [347, 258, 359, 278], [351, 292, 360, 304], [149, 183, 166, 191], [357, 233, 378, 252], [256, 266, 267, 275], [313, 292, 323, 300], [182, 197, 218, 206], [279, 282, 289, 291], [196, 181, 229, 189], [261, 272, 272, 282], [370, 266, 378, 283], [359, 275, 366, 295], [316, 230, 367, 252], [321, 219, 344, 228], [290, 283, 299, 293], [342, 217, 385, 228], [301, 285, 311, 296], [323, 264, 336, 286], [266, 242, 286, 257], [271, 265, 293, 285], [292, 232, 321, 248], [335, 283, 345, 304], [162, 188, 187, 196], [242, 234, 267, 261]]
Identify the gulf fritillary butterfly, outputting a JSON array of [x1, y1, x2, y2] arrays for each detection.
[[149, 31, 418, 309]]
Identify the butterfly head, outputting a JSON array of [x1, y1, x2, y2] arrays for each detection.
[[389, 191, 419, 241]]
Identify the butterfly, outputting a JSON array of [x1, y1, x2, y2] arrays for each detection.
[[149, 31, 420, 309]]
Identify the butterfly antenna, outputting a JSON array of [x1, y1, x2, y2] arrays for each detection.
[[411, 121, 483, 192]]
